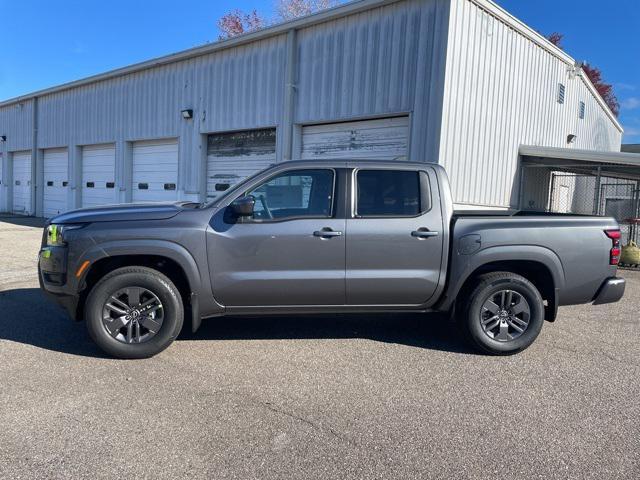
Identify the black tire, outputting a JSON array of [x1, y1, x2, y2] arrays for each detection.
[[459, 271, 544, 355], [85, 266, 184, 359]]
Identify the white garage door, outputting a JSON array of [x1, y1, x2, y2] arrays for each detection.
[[12, 151, 32, 215], [82, 144, 116, 208], [132, 139, 179, 203], [301, 116, 409, 161], [206, 128, 276, 201], [43, 148, 69, 218]]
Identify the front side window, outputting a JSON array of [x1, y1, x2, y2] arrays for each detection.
[[355, 170, 430, 217], [244, 169, 335, 221]]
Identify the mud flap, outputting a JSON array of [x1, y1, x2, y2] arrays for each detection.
[[190, 292, 201, 333]]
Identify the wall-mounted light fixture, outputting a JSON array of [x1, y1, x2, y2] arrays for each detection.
[[567, 134, 577, 144], [181, 109, 193, 119], [0, 135, 6, 142]]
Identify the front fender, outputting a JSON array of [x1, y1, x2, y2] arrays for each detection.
[[77, 239, 203, 294], [436, 245, 566, 312], [72, 239, 217, 332]]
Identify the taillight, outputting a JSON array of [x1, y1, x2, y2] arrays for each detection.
[[605, 230, 621, 265]]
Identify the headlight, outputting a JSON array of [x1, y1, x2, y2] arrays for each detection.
[[46, 224, 84, 246]]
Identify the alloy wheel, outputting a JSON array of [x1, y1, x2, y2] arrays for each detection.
[[102, 287, 164, 344], [480, 289, 530, 342]]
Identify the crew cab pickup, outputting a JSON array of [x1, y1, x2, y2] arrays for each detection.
[[38, 161, 626, 358]]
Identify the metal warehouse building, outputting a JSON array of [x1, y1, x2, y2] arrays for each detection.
[[0, 0, 626, 218]]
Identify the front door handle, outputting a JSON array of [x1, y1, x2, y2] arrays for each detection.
[[313, 228, 343, 238], [411, 229, 439, 239]]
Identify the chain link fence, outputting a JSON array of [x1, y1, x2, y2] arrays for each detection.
[[521, 166, 640, 245]]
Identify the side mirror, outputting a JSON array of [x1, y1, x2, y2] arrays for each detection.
[[230, 195, 255, 217]]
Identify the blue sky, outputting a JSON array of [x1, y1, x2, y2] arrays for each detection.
[[1, 0, 639, 142]]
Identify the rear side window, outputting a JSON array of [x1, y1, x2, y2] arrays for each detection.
[[355, 170, 430, 217]]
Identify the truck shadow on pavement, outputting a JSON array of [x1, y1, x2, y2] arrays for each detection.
[[187, 313, 475, 354], [0, 215, 47, 228], [0, 288, 107, 358], [0, 288, 475, 357]]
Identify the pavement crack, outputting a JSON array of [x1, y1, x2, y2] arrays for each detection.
[[259, 400, 358, 447], [202, 389, 360, 449]]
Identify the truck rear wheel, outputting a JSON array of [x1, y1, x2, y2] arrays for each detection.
[[461, 272, 544, 355], [85, 266, 184, 359]]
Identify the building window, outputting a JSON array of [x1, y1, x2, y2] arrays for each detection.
[[557, 83, 566, 104], [579, 101, 585, 119]]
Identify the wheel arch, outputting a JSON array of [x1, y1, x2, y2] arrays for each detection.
[[438, 246, 565, 322], [456, 261, 557, 321], [74, 240, 204, 331]]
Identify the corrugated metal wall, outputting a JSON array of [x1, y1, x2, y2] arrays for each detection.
[[0, 0, 625, 214], [37, 35, 287, 147], [1, 0, 451, 213], [439, 0, 623, 208], [35, 34, 288, 201], [0, 101, 35, 212], [295, 0, 449, 162]]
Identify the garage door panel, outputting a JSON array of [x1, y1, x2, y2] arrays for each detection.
[[43, 148, 69, 218], [301, 117, 409, 161], [82, 145, 116, 208], [12, 151, 32, 215], [206, 129, 276, 200], [132, 139, 179, 203]]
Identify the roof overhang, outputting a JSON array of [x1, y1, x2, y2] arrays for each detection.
[[520, 145, 640, 179]]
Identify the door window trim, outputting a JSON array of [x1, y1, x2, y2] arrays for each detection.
[[236, 167, 338, 224], [351, 168, 432, 219]]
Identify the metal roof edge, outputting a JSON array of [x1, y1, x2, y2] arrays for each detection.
[[470, 0, 623, 132], [0, 0, 400, 108], [519, 145, 640, 165], [578, 68, 623, 132]]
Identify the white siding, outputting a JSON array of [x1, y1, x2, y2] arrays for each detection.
[[439, 0, 623, 208], [132, 139, 179, 202], [82, 144, 116, 208], [301, 117, 409, 160], [43, 148, 69, 217], [12, 151, 32, 214]]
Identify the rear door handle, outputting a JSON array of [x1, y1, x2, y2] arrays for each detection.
[[313, 228, 343, 238], [411, 229, 439, 239]]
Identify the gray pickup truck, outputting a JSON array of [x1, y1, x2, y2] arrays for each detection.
[[39, 160, 625, 358]]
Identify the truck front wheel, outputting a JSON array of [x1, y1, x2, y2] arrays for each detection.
[[85, 266, 184, 359], [461, 272, 544, 355]]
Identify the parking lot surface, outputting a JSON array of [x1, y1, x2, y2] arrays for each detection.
[[0, 215, 638, 480]]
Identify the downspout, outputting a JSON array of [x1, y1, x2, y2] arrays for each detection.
[[31, 96, 38, 216], [281, 28, 297, 162]]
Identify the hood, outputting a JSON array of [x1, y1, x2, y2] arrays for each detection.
[[50, 202, 195, 224]]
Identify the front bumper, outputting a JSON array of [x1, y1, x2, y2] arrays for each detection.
[[38, 246, 79, 319], [592, 277, 626, 305], [39, 246, 68, 288]]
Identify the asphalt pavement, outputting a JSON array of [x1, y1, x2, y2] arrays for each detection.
[[0, 215, 638, 479]]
